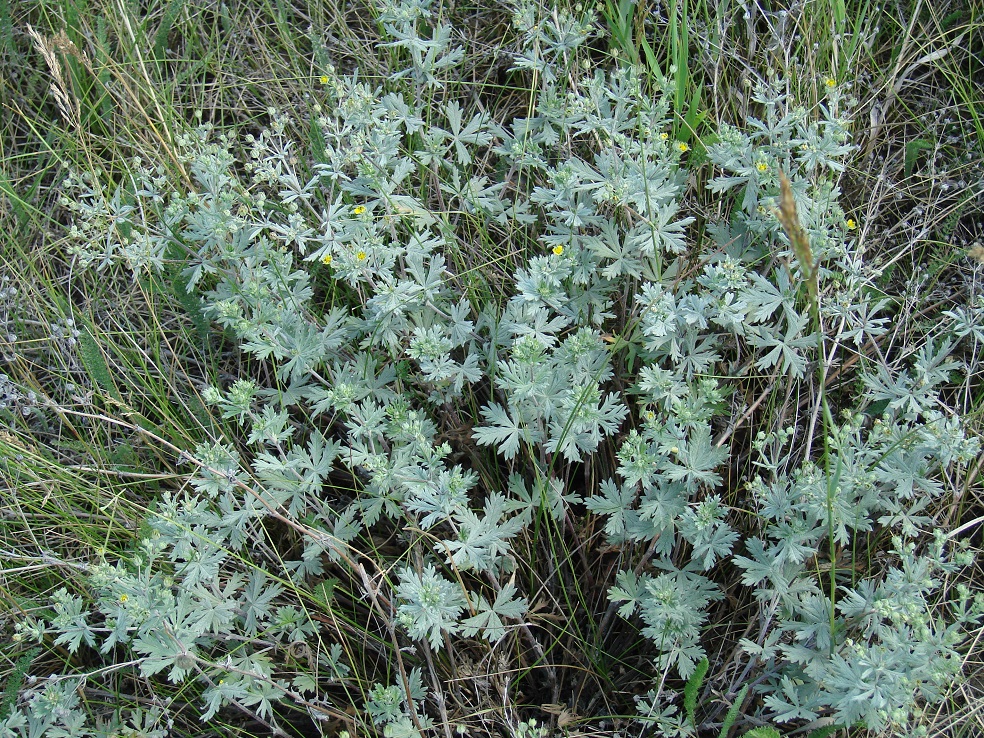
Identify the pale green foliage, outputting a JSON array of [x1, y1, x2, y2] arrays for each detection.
[[396, 565, 467, 649], [13, 0, 981, 736]]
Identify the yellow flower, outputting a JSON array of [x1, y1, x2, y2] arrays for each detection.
[[846, 218, 857, 230], [319, 75, 330, 85], [756, 161, 768, 173], [119, 594, 128, 603], [321, 254, 332, 265], [356, 250, 367, 261], [659, 132, 669, 141], [353, 205, 367, 215], [824, 77, 837, 88], [676, 141, 689, 153], [552, 245, 564, 256]]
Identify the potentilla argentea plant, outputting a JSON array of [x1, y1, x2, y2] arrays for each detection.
[[16, 2, 981, 737]]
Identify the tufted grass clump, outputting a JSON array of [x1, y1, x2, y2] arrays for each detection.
[[1, 0, 983, 737]]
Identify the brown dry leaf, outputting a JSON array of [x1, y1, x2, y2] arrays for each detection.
[[541, 704, 580, 729], [556, 709, 579, 729]]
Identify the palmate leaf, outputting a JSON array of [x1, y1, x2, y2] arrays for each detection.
[[546, 384, 627, 461], [749, 314, 814, 378], [396, 565, 467, 650], [608, 570, 643, 618], [585, 479, 637, 536], [240, 570, 284, 636], [744, 269, 797, 326], [442, 100, 492, 165], [664, 425, 728, 492], [445, 493, 525, 571], [689, 522, 739, 570], [473, 402, 541, 459], [50, 589, 95, 654], [133, 593, 207, 683], [762, 675, 821, 723], [459, 582, 528, 642]]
